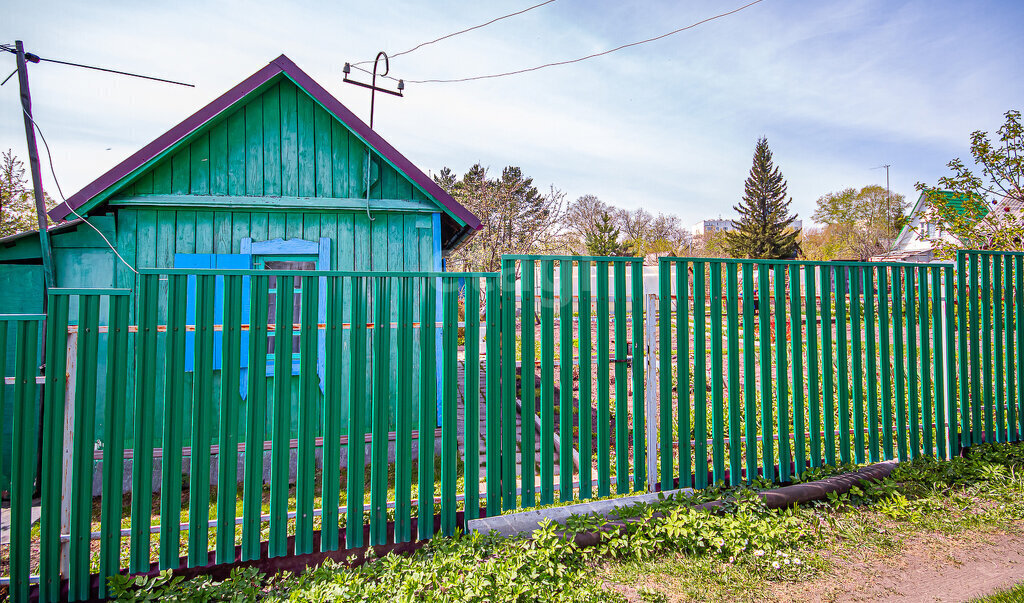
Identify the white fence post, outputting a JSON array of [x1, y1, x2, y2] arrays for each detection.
[[59, 331, 76, 579], [645, 290, 658, 492]]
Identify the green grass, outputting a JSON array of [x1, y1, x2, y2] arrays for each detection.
[[101, 441, 1024, 602], [973, 581, 1024, 602]]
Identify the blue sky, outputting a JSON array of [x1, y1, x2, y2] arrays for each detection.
[[2, 0, 1022, 227]]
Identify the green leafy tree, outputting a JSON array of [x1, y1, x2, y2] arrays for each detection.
[[918, 109, 1024, 256], [584, 211, 632, 256], [725, 137, 800, 259], [434, 164, 565, 272], [810, 185, 908, 260], [1, 149, 40, 238]]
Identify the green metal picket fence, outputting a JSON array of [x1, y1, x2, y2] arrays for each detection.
[[957, 250, 1024, 447], [7, 270, 502, 602], [500, 255, 646, 510], [0, 314, 43, 603], [7, 251, 1024, 602], [655, 255, 1012, 492]]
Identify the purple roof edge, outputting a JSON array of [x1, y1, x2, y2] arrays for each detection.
[[49, 54, 481, 232]]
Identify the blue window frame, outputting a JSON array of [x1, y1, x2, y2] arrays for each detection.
[[175, 253, 251, 396], [242, 237, 330, 388], [175, 236, 330, 396]]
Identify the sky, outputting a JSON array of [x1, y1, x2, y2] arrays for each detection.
[[2, 0, 1022, 228]]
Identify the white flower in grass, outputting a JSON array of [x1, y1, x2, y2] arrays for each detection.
[[753, 549, 765, 557], [772, 561, 780, 569]]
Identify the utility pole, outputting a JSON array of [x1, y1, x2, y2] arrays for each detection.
[[872, 163, 893, 245], [13, 40, 54, 500], [883, 164, 891, 239], [342, 53, 404, 220], [14, 40, 56, 290]]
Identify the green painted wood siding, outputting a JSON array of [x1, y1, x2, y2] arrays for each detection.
[[114, 78, 431, 204], [115, 208, 433, 274]]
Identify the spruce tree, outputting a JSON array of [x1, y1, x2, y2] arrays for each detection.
[[725, 137, 800, 259], [585, 211, 632, 256]]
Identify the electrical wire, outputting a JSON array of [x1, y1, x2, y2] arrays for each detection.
[[33, 56, 194, 87], [352, 0, 558, 67], [398, 0, 767, 84], [21, 108, 139, 274], [1, 44, 193, 87]]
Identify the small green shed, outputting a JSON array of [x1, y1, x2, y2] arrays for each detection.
[[0, 54, 480, 455]]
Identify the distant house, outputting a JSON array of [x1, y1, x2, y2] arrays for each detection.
[[691, 219, 735, 235], [871, 189, 989, 263], [691, 218, 802, 236]]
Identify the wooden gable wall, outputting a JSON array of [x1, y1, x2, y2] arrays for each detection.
[[115, 76, 432, 203]]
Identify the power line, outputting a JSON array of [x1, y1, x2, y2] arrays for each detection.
[[403, 0, 767, 84], [21, 107, 139, 273], [0, 44, 193, 87], [35, 56, 194, 87], [352, 0, 558, 67]]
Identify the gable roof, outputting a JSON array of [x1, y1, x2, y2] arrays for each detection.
[[49, 54, 480, 241], [891, 189, 986, 250]]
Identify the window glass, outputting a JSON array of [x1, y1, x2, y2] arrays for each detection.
[[264, 259, 316, 355]]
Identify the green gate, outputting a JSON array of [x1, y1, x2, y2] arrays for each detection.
[[500, 255, 647, 510], [654, 254, 1020, 492]]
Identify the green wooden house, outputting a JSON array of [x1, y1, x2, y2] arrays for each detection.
[[0, 55, 480, 467]]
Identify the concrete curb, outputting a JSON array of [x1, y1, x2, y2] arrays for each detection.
[[466, 488, 694, 538], [468, 461, 899, 548]]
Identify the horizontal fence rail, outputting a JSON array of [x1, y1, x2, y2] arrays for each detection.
[[4, 251, 1024, 602]]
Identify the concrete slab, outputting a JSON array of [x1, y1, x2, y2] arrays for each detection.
[[0, 503, 41, 545], [466, 488, 694, 538]]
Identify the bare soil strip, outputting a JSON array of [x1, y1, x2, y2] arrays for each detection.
[[772, 527, 1024, 602]]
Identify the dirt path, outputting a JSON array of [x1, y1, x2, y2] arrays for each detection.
[[772, 527, 1024, 602]]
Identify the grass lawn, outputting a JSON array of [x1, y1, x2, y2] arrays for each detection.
[[103, 442, 1024, 602], [974, 581, 1024, 603]]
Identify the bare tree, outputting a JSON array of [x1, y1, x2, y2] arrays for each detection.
[[615, 207, 654, 250], [563, 194, 612, 253], [647, 213, 692, 254], [610, 207, 691, 256]]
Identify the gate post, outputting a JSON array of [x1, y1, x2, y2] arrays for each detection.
[[500, 257, 517, 511]]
